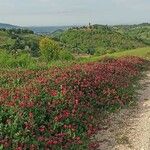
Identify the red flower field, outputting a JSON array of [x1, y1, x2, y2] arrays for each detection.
[[0, 56, 148, 149]]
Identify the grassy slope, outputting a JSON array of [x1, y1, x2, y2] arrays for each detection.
[[107, 47, 150, 58], [78, 47, 150, 63], [0, 47, 149, 70], [43, 47, 150, 69]]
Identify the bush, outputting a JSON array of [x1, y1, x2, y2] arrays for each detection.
[[16, 53, 34, 68], [59, 50, 74, 61], [94, 48, 106, 56], [39, 37, 60, 61], [0, 50, 35, 68], [0, 57, 147, 149], [86, 48, 95, 55]]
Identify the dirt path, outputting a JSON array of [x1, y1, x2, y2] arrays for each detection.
[[94, 71, 150, 150]]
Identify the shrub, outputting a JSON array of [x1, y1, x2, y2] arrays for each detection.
[[39, 37, 60, 62], [94, 47, 106, 56], [0, 50, 35, 68], [16, 53, 34, 68], [59, 50, 74, 61], [0, 56, 147, 149], [86, 48, 95, 55], [0, 50, 11, 66]]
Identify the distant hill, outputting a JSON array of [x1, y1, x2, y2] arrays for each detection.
[[0, 23, 19, 29], [51, 29, 64, 38], [26, 26, 72, 34], [0, 23, 73, 34], [57, 25, 147, 54]]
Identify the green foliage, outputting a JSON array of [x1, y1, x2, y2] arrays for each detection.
[[39, 37, 60, 61], [57, 25, 147, 55], [76, 47, 150, 64], [10, 38, 26, 51], [0, 24, 150, 70], [0, 57, 148, 149], [0, 50, 36, 68], [27, 41, 40, 57], [0, 28, 40, 56], [94, 47, 107, 56], [7, 28, 34, 35], [59, 50, 74, 61], [86, 48, 95, 55], [113, 24, 150, 45]]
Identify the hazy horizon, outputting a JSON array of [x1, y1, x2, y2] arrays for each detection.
[[1, 22, 150, 28], [0, 0, 150, 26]]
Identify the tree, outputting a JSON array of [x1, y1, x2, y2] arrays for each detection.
[[30, 41, 39, 57], [13, 38, 25, 50], [86, 48, 95, 55], [39, 37, 60, 61]]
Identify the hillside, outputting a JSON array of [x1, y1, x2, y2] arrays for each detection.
[[51, 29, 64, 38], [0, 23, 73, 34], [0, 23, 19, 29], [0, 28, 40, 56], [113, 23, 150, 45], [27, 26, 72, 34], [0, 23, 149, 56], [57, 25, 147, 55]]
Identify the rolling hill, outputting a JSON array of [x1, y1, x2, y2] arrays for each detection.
[[0, 23, 150, 56], [0, 23, 73, 34], [27, 26, 72, 34], [57, 25, 148, 54], [0, 23, 19, 29], [113, 23, 150, 45]]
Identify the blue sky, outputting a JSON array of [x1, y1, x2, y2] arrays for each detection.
[[0, 0, 149, 26]]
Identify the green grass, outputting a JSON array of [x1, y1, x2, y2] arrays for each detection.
[[78, 47, 150, 63], [45, 47, 150, 68], [107, 47, 150, 59], [0, 47, 149, 70]]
